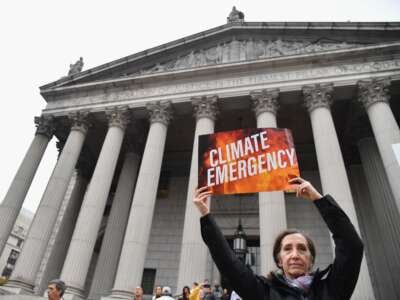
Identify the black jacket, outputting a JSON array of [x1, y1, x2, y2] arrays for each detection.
[[200, 195, 363, 300]]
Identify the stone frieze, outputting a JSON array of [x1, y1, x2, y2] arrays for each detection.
[[139, 39, 364, 75]]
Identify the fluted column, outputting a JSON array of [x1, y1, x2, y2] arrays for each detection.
[[34, 168, 89, 295], [358, 78, 400, 215], [357, 137, 400, 297], [110, 101, 172, 299], [0, 116, 54, 255], [61, 108, 130, 299], [303, 84, 374, 299], [88, 143, 141, 300], [250, 89, 287, 275], [177, 96, 218, 292], [2, 112, 89, 294]]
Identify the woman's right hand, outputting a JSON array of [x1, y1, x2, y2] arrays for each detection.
[[193, 186, 212, 216]]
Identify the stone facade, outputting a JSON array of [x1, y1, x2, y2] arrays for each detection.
[[1, 12, 400, 300]]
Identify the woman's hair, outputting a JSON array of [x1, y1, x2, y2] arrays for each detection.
[[182, 286, 191, 300], [272, 229, 316, 268]]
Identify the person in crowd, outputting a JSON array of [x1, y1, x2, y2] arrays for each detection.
[[152, 286, 163, 300], [134, 286, 144, 300], [47, 279, 65, 300], [221, 288, 230, 300], [202, 282, 216, 300], [178, 285, 191, 300], [158, 286, 174, 300], [193, 177, 364, 300], [199, 279, 209, 300], [213, 281, 223, 300], [189, 282, 202, 300]]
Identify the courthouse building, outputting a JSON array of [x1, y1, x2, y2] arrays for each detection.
[[1, 8, 400, 300]]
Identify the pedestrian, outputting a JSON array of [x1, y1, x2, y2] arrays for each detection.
[[152, 286, 162, 300], [47, 279, 65, 300], [178, 285, 191, 300], [194, 177, 364, 299], [134, 286, 144, 300], [158, 286, 174, 300], [221, 288, 230, 300], [202, 283, 216, 300], [212, 281, 223, 300]]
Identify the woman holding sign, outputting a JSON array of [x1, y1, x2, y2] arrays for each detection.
[[194, 177, 363, 300]]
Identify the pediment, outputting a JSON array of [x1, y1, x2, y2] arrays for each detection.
[[40, 22, 400, 92], [137, 38, 364, 75]]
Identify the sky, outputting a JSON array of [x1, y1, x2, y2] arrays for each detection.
[[0, 0, 399, 214]]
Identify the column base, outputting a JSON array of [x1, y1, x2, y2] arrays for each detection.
[[63, 294, 85, 300], [0, 296, 45, 300], [103, 289, 134, 300], [63, 285, 85, 300], [0, 279, 35, 295]]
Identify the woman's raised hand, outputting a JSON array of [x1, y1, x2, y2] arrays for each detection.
[[288, 177, 323, 202], [193, 186, 212, 216]]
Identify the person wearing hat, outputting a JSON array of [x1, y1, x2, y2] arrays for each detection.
[[47, 279, 66, 300], [158, 286, 174, 300]]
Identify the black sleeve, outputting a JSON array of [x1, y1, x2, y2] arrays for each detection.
[[314, 195, 364, 299], [201, 214, 267, 300]]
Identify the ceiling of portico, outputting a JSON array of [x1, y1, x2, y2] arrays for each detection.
[[40, 22, 400, 95]]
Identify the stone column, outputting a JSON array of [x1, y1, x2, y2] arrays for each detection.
[[110, 101, 172, 299], [177, 96, 218, 292], [303, 84, 374, 299], [358, 78, 400, 215], [357, 137, 400, 292], [250, 89, 287, 275], [0, 116, 54, 255], [61, 108, 130, 299], [88, 144, 141, 300], [2, 112, 89, 295], [34, 169, 89, 296]]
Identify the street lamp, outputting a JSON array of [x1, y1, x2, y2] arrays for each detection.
[[233, 219, 247, 262]]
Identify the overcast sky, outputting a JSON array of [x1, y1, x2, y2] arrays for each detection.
[[1, 0, 399, 214]]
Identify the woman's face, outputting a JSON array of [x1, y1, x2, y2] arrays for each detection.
[[278, 233, 313, 279], [183, 287, 190, 295]]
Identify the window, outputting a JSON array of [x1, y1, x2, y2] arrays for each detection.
[[141, 268, 156, 295]]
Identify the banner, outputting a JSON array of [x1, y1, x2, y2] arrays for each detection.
[[198, 128, 300, 195]]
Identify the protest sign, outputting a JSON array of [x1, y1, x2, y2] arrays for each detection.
[[198, 128, 300, 195]]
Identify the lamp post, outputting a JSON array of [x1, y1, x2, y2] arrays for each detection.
[[233, 219, 247, 263]]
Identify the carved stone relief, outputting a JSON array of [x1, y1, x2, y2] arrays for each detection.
[[138, 39, 364, 75]]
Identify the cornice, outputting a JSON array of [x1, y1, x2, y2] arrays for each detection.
[[40, 42, 400, 99]]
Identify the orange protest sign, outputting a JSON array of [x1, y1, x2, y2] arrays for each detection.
[[198, 128, 300, 195]]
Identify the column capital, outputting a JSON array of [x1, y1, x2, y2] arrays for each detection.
[[302, 83, 334, 113], [106, 107, 131, 130], [69, 111, 90, 134], [34, 115, 55, 139], [250, 88, 280, 117], [358, 77, 391, 109], [191, 95, 219, 121], [146, 101, 173, 126]]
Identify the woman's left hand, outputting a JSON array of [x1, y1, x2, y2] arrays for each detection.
[[193, 186, 212, 216]]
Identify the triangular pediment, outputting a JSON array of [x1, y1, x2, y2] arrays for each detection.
[[40, 21, 400, 92], [137, 38, 364, 75]]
